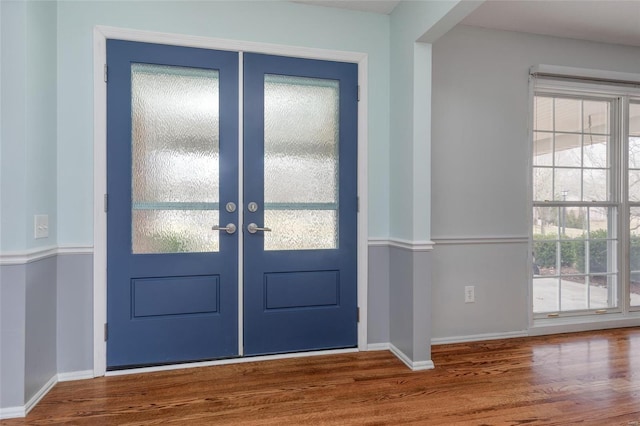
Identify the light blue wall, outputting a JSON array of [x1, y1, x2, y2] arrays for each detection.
[[0, 1, 58, 413], [1, 0, 28, 252], [388, 0, 479, 242], [389, 0, 455, 241], [25, 0, 58, 251], [0, 0, 57, 252], [56, 0, 391, 245]]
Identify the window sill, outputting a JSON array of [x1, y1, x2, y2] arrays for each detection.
[[530, 313, 640, 336]]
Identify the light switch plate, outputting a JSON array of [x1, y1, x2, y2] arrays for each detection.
[[34, 215, 49, 239]]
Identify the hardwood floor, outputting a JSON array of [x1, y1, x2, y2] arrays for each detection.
[[4, 328, 640, 425]]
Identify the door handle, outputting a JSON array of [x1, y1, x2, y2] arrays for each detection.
[[212, 223, 237, 234], [247, 223, 271, 234]]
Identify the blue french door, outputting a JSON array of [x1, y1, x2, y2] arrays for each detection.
[[107, 41, 357, 369], [243, 54, 358, 355], [106, 40, 239, 368]]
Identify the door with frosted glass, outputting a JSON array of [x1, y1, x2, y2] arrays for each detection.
[[243, 54, 358, 355], [106, 40, 239, 368]]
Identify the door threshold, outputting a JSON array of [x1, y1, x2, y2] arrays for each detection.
[[105, 347, 359, 377]]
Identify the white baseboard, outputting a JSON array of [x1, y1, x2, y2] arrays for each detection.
[[0, 405, 26, 420], [389, 343, 435, 371], [58, 370, 94, 382], [24, 374, 57, 416], [0, 369, 94, 419], [366, 342, 390, 351], [431, 330, 529, 345]]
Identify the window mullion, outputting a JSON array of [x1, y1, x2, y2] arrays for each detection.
[[619, 96, 630, 313]]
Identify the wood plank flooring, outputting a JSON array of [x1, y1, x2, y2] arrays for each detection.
[[4, 328, 640, 425]]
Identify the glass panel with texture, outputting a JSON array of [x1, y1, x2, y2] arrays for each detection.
[[131, 63, 220, 253], [263, 74, 339, 251]]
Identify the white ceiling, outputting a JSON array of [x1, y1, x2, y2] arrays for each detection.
[[293, 1, 640, 48], [462, 0, 640, 48]]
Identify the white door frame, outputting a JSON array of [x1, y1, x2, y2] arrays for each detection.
[[92, 25, 369, 376]]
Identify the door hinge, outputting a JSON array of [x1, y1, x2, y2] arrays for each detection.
[[357, 85, 360, 102], [104, 64, 108, 83], [357, 307, 360, 323], [104, 194, 109, 213], [104, 323, 108, 341]]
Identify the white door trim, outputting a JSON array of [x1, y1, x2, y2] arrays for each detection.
[[93, 25, 369, 376]]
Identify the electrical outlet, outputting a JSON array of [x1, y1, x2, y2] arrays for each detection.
[[34, 215, 49, 239], [465, 285, 475, 303]]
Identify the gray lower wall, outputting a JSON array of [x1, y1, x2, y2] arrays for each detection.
[[411, 250, 431, 362], [57, 253, 93, 374], [431, 242, 529, 339], [0, 253, 93, 411], [389, 245, 432, 363], [389, 246, 414, 357], [367, 245, 389, 345], [0, 256, 58, 410], [0, 264, 27, 408], [24, 256, 57, 402]]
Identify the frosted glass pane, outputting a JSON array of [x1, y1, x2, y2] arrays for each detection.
[[131, 64, 220, 254], [264, 74, 338, 204], [133, 210, 219, 254], [131, 63, 219, 204], [264, 210, 337, 251]]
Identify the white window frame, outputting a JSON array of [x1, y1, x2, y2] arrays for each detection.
[[530, 69, 640, 325]]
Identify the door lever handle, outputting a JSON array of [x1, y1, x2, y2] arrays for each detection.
[[212, 223, 237, 234], [247, 223, 271, 234]]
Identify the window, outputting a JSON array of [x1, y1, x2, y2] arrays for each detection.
[[532, 74, 640, 319]]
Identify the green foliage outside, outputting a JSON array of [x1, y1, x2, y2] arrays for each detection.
[[533, 234, 576, 268], [535, 231, 640, 281]]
